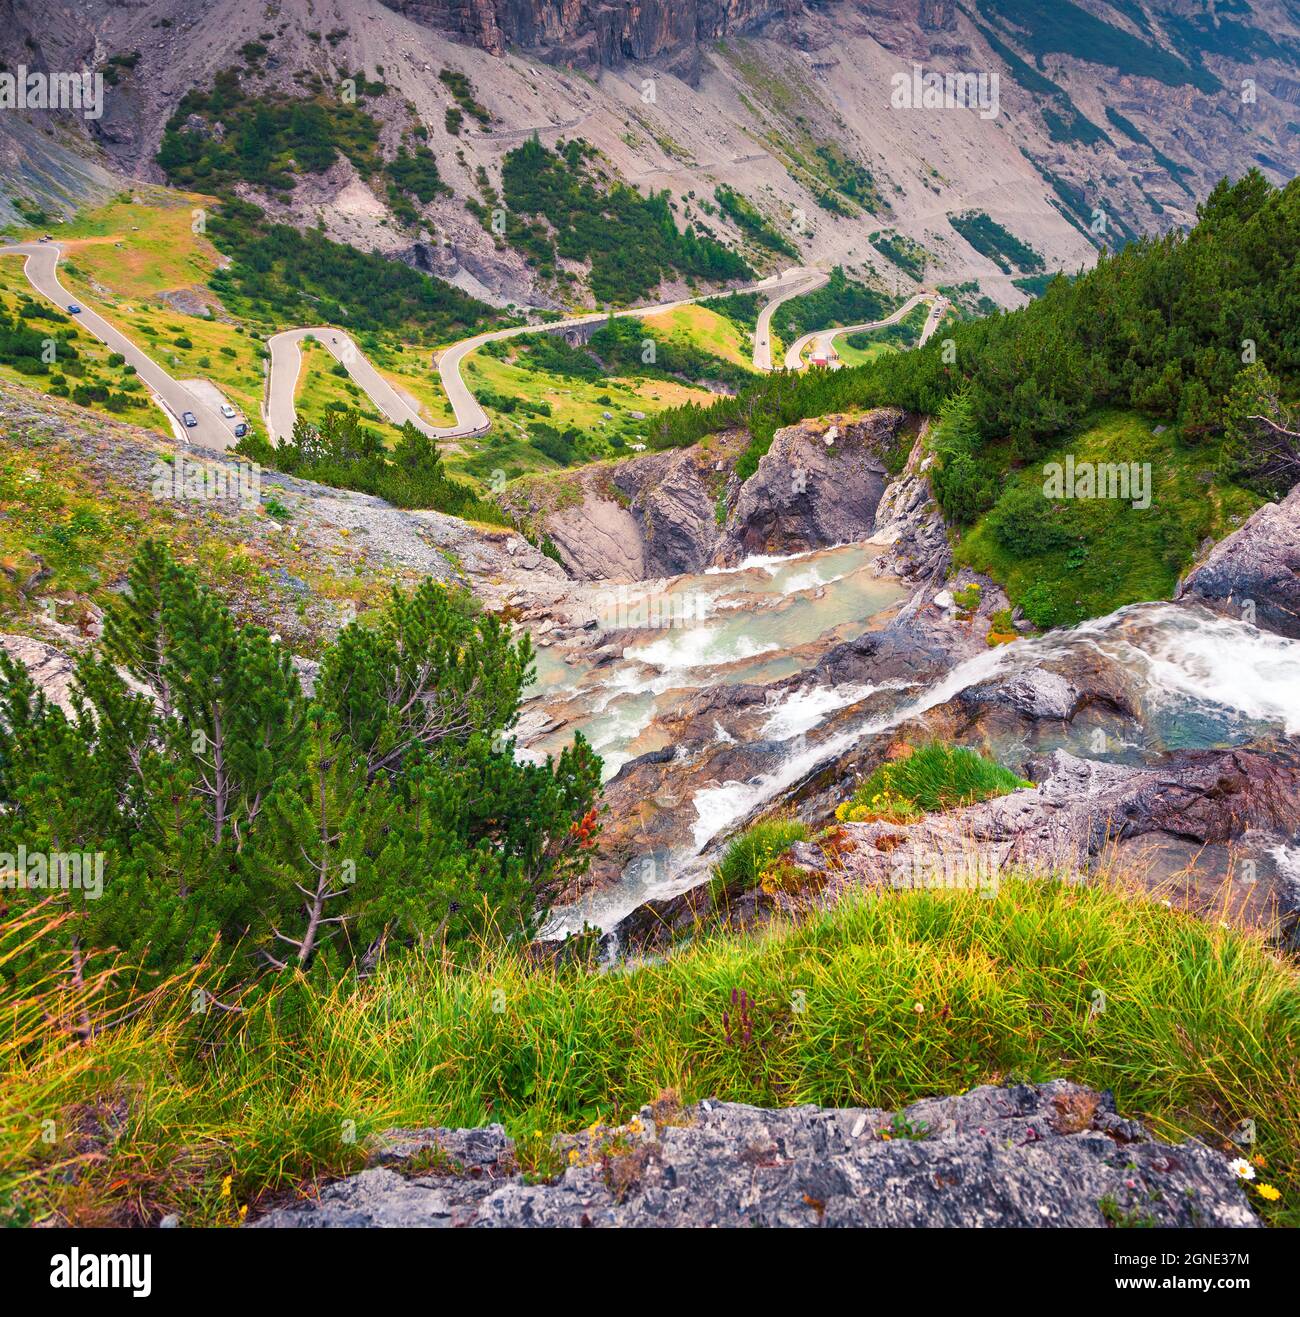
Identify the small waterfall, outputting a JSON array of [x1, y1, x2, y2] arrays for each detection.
[[690, 601, 1300, 857], [537, 582, 1300, 937]]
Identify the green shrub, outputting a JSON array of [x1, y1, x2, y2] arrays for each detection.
[[1019, 580, 1083, 630], [986, 608, 1018, 645], [952, 581, 982, 613], [986, 485, 1073, 556], [929, 393, 998, 525]]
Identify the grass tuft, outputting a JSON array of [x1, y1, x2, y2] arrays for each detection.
[[839, 742, 1030, 823], [711, 817, 810, 896]]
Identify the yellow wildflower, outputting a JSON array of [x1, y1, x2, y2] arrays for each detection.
[[1255, 1184, 1281, 1202]]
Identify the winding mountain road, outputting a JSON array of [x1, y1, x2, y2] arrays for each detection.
[[0, 242, 238, 450], [264, 266, 824, 443], [4, 242, 937, 453], [752, 268, 828, 372], [265, 326, 447, 443], [917, 295, 951, 347], [782, 292, 947, 370]]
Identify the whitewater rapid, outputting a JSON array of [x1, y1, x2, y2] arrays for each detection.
[[532, 554, 1300, 936], [690, 602, 1300, 852]]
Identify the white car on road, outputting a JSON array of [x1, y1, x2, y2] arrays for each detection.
[[219, 403, 237, 419]]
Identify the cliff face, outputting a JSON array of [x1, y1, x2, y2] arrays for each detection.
[[380, 0, 798, 66]]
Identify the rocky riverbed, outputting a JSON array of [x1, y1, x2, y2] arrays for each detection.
[[514, 416, 1300, 949], [5, 392, 1299, 956]]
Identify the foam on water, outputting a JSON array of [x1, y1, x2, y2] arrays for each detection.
[[761, 682, 881, 741], [691, 643, 1014, 851], [1067, 604, 1300, 736], [704, 546, 835, 577], [690, 602, 1300, 858], [626, 625, 780, 671]]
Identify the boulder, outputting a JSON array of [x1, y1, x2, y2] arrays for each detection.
[[1177, 484, 1300, 637], [0, 635, 79, 713]]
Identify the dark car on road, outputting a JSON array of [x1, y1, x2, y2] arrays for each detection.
[[182, 411, 198, 428], [67, 304, 81, 314]]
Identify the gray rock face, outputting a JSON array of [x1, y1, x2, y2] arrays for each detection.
[[517, 411, 914, 583], [523, 445, 733, 582], [972, 669, 1083, 721], [0, 635, 79, 713], [824, 745, 1300, 945], [1177, 483, 1300, 637], [249, 1081, 1259, 1228], [716, 411, 906, 564], [868, 436, 951, 582], [615, 446, 726, 579], [544, 492, 648, 582]]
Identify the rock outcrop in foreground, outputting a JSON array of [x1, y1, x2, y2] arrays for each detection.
[[251, 1082, 1258, 1228]]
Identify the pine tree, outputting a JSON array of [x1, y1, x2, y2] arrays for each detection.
[[1218, 362, 1298, 496], [261, 708, 401, 971], [318, 578, 529, 780], [0, 653, 122, 1028]]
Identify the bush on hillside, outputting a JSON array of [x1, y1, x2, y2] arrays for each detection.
[[0, 542, 602, 994], [986, 485, 1075, 557]]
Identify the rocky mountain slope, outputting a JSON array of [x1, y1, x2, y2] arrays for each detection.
[[378, 0, 801, 69], [4, 0, 1297, 309], [0, 381, 568, 659]]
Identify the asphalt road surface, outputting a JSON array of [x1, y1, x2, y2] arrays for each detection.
[[1, 242, 238, 451], [752, 268, 829, 372], [265, 326, 448, 443], [782, 292, 941, 370]]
